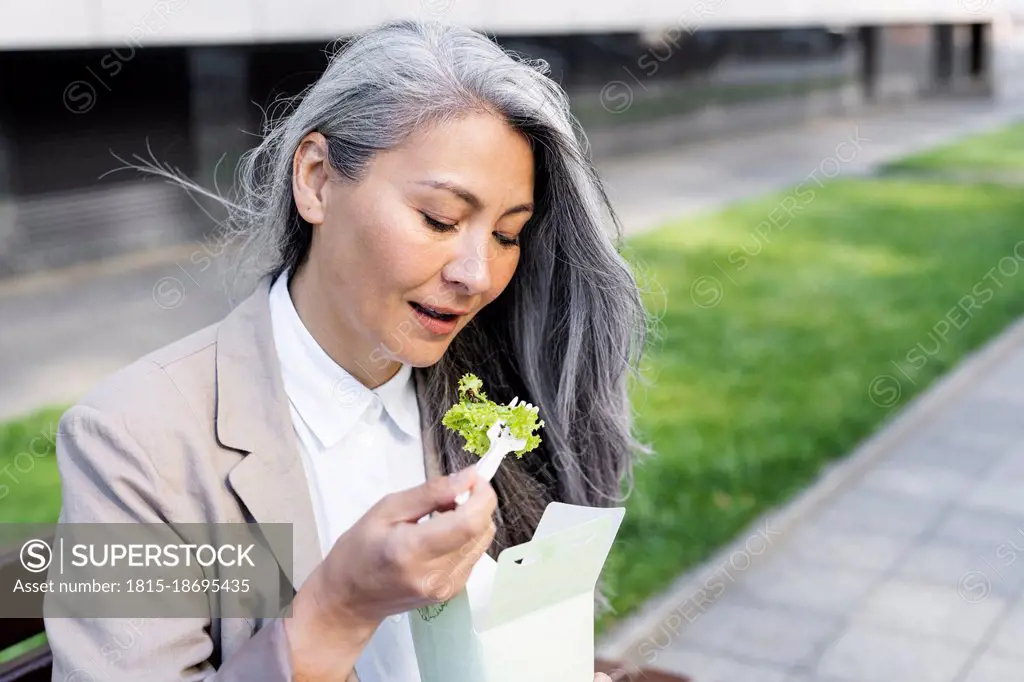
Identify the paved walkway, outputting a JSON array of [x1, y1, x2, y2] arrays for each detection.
[[598, 95, 1024, 238], [599, 317, 1024, 682], [3, 94, 1024, 422]]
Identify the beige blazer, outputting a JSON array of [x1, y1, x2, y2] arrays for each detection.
[[46, 275, 445, 681]]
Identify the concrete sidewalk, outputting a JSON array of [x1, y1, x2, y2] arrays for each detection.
[[599, 95, 1024, 237], [598, 319, 1024, 682], [3, 95, 1023, 422]]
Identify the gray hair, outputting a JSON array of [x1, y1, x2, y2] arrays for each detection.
[[141, 18, 652, 614]]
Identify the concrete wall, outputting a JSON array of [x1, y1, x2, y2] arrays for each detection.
[[0, 0, 1005, 50]]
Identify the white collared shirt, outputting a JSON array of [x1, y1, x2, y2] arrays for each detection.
[[268, 270, 425, 682]]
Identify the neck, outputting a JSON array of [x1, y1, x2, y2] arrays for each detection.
[[287, 261, 401, 389]]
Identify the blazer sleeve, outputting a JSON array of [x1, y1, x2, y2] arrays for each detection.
[[44, 403, 298, 682]]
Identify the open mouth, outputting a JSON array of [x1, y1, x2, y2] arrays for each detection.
[[410, 302, 460, 322]]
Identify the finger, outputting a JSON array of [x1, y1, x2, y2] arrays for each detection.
[[450, 515, 496, 566], [414, 481, 498, 556], [442, 516, 497, 588], [381, 468, 478, 522], [423, 479, 497, 543], [427, 520, 496, 597], [594, 675, 612, 682]]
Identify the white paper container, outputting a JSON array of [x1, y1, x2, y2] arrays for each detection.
[[409, 502, 626, 682]]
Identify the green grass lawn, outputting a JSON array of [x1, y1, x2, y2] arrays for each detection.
[[882, 121, 1024, 173], [0, 405, 67, 664], [596, 176, 1024, 631], [3, 172, 1024, 651], [0, 404, 68, 525]]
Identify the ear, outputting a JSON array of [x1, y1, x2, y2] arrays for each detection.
[[292, 132, 331, 226]]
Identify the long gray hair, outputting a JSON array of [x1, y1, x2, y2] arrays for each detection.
[[144, 18, 651, 610]]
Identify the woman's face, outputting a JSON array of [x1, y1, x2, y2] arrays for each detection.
[[291, 111, 536, 386]]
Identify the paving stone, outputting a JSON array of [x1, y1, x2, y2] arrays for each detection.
[[988, 348, 1024, 376], [887, 434, 1009, 476], [780, 521, 910, 573], [815, 624, 974, 682], [851, 579, 1006, 647], [961, 651, 1022, 682], [987, 603, 1024, 660], [932, 397, 1024, 441], [962, 477, 1024, 517], [645, 647, 791, 682], [974, 352, 1024, 402], [975, 374, 1024, 407], [895, 538, 1024, 600], [931, 508, 1024, 553], [984, 445, 1024, 479], [858, 462, 978, 501], [663, 597, 844, 668], [892, 407, 1021, 458], [812, 487, 945, 540], [735, 554, 882, 614]]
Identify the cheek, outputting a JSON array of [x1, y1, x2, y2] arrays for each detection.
[[376, 227, 440, 284], [333, 207, 430, 292], [484, 252, 521, 303]]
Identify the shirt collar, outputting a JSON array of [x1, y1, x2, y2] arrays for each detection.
[[374, 362, 420, 440], [268, 270, 420, 449]]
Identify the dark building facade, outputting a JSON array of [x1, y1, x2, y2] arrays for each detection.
[[0, 21, 995, 277]]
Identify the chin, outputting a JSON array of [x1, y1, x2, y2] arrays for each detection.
[[401, 343, 452, 368]]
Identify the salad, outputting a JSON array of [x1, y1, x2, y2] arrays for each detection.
[[441, 373, 544, 458]]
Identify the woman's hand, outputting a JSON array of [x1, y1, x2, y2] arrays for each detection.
[[318, 465, 496, 623], [284, 466, 497, 678], [595, 674, 613, 682]]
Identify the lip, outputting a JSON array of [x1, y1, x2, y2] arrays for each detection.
[[410, 301, 470, 316], [409, 302, 464, 336]]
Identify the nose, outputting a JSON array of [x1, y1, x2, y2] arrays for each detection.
[[441, 229, 493, 296]]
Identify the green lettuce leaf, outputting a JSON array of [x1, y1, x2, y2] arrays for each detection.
[[441, 373, 545, 458]]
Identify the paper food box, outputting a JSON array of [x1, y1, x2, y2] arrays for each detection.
[[409, 501, 625, 682]]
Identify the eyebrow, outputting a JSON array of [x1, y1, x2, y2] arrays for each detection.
[[415, 179, 534, 218]]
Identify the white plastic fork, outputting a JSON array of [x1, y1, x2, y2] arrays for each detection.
[[453, 400, 532, 506]]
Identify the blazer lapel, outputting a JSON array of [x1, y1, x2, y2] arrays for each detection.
[[215, 275, 323, 594], [214, 275, 447, 682], [213, 277, 448, 588]]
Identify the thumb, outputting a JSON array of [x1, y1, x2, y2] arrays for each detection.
[[382, 467, 479, 522]]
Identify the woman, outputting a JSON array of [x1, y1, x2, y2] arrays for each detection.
[[45, 18, 649, 682]]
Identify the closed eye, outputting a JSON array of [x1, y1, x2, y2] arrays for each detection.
[[421, 212, 457, 232], [422, 211, 520, 248], [494, 232, 520, 247]]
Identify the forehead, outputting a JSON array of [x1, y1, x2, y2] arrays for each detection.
[[375, 112, 536, 198]]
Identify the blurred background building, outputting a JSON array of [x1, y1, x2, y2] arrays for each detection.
[[0, 0, 1015, 278]]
